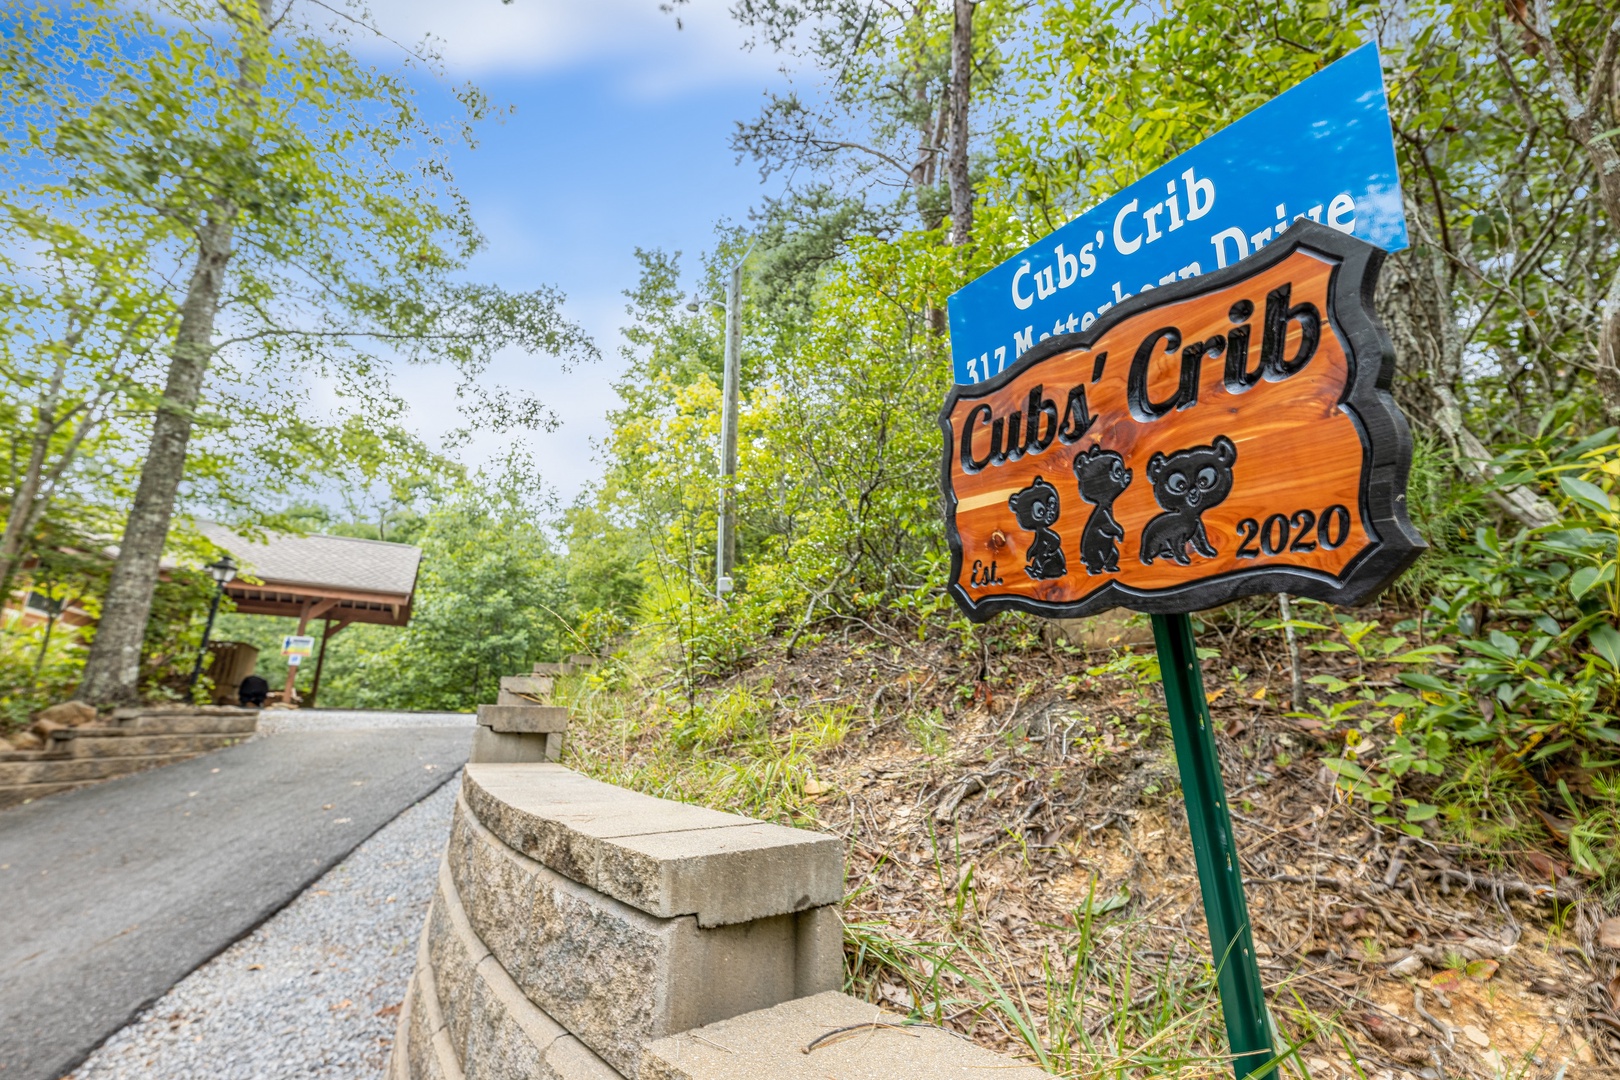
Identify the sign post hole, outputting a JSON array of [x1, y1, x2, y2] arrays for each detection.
[[1153, 611, 1274, 1078], [940, 220, 1425, 1078]]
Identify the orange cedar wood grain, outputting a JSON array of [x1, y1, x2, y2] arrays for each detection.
[[945, 249, 1371, 606]]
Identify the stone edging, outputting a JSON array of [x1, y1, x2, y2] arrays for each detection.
[[0, 707, 259, 809]]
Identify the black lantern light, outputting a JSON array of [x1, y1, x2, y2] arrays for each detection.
[[188, 554, 238, 696]]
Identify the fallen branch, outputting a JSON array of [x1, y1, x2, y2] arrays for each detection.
[[1422, 866, 1581, 905], [1413, 988, 1455, 1051], [803, 1020, 920, 1054], [934, 766, 1017, 822]]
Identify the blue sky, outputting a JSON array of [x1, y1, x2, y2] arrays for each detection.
[[349, 0, 793, 504]]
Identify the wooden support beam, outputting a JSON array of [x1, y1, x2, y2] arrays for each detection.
[[305, 597, 340, 622], [308, 617, 338, 709], [283, 599, 331, 705]]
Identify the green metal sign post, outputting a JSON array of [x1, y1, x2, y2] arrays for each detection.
[[1152, 612, 1275, 1080]]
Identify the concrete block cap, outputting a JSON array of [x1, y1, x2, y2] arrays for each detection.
[[498, 675, 555, 696], [463, 763, 843, 927], [475, 704, 570, 734], [639, 991, 1051, 1079]]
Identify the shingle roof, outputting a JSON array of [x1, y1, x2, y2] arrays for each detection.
[[197, 523, 422, 598]]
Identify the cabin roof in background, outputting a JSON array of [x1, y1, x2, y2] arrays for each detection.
[[196, 522, 422, 599]]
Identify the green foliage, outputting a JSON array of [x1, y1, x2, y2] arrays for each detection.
[[904, 706, 950, 756], [1387, 437, 1490, 604], [996, 0, 1619, 434], [0, 0, 597, 707], [0, 611, 88, 730], [1560, 774, 1620, 890], [721, 0, 1022, 229], [1423, 426, 1620, 755], [583, 0, 1620, 696], [303, 464, 572, 712], [996, 0, 1370, 222], [580, 220, 1017, 673], [1275, 424, 1620, 872], [0, 559, 219, 725], [670, 681, 773, 749]]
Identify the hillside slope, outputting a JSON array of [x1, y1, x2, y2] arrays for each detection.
[[554, 613, 1610, 1080]]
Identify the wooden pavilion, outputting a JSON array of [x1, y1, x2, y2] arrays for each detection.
[[197, 523, 422, 706]]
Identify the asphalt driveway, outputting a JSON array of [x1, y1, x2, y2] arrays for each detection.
[[0, 714, 473, 1080]]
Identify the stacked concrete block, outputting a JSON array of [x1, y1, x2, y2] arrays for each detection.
[[461, 765, 842, 927], [531, 654, 596, 678], [496, 675, 554, 705], [468, 676, 571, 765], [392, 761, 1050, 1080], [0, 706, 259, 808], [392, 854, 620, 1080], [391, 762, 844, 1078]]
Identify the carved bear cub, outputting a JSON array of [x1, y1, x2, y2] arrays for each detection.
[[1139, 435, 1237, 566], [1073, 444, 1132, 574], [1007, 476, 1066, 580]]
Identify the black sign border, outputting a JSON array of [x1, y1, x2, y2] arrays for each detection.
[[940, 219, 1427, 623]]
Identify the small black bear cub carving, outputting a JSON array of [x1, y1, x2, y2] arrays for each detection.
[[1140, 435, 1237, 566], [1007, 476, 1066, 580], [1073, 445, 1132, 574]]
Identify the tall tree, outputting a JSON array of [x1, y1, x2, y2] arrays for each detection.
[[712, 0, 1010, 236], [0, 6, 180, 607], [7, 0, 595, 705], [948, 0, 976, 245]]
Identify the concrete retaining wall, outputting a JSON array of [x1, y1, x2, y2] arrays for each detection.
[[0, 706, 259, 808], [390, 673, 1046, 1080], [393, 763, 843, 1079]]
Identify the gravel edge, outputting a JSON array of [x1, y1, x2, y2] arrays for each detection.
[[65, 772, 459, 1080]]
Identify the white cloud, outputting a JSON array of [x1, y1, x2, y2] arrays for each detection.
[[361, 0, 780, 93]]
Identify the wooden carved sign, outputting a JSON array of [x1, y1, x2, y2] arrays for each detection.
[[941, 219, 1426, 621]]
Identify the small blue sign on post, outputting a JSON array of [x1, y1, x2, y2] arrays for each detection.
[[947, 42, 1407, 386]]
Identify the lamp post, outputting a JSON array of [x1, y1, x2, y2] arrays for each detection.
[[188, 555, 238, 696], [688, 259, 746, 600], [31, 593, 65, 682]]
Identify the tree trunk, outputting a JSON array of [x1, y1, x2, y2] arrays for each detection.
[[1376, 204, 1559, 528], [0, 308, 106, 609], [0, 410, 55, 614], [947, 0, 974, 247], [77, 214, 235, 705], [1531, 2, 1620, 422], [1598, 269, 1620, 423], [0, 396, 113, 613], [78, 0, 269, 706]]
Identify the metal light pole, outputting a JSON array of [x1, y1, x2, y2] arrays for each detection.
[[688, 255, 748, 600], [31, 593, 65, 682], [717, 262, 742, 597], [188, 555, 238, 697]]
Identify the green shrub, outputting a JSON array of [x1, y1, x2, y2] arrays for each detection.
[[1293, 420, 1620, 876]]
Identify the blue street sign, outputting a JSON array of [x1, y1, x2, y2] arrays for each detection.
[[947, 42, 1407, 386]]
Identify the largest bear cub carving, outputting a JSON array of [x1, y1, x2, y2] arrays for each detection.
[[1140, 436, 1237, 566]]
